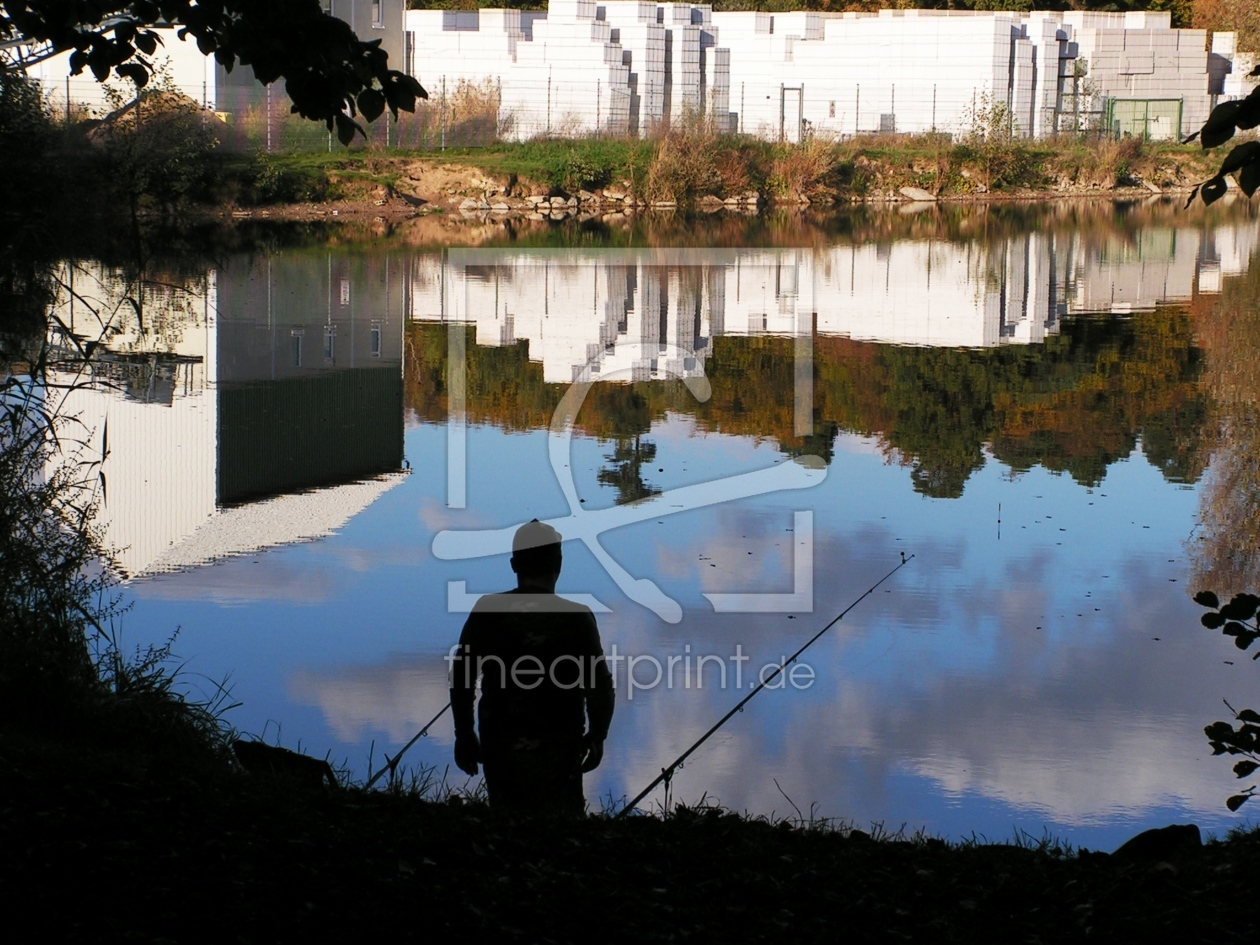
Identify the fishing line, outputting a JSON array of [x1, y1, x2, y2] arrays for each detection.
[[614, 552, 915, 819], [365, 702, 451, 789]]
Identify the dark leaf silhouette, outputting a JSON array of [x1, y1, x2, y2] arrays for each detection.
[[1227, 794, 1251, 812], [1239, 709, 1260, 724], [1235, 761, 1260, 778], [115, 62, 148, 88], [383, 72, 426, 116], [135, 30, 160, 56], [1202, 611, 1226, 629], [1220, 142, 1260, 176], [334, 113, 361, 147], [1236, 87, 1260, 131], [1200, 101, 1243, 149], [1201, 177, 1229, 206], [1195, 590, 1220, 609], [1220, 594, 1259, 620], [357, 88, 385, 123], [1240, 161, 1260, 199]]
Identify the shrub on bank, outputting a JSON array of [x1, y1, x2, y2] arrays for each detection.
[[0, 340, 237, 774]]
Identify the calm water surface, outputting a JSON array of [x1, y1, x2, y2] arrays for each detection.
[[53, 201, 1260, 849]]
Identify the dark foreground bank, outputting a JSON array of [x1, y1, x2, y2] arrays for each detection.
[[4, 717, 1257, 945]]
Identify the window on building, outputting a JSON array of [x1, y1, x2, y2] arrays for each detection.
[[291, 330, 304, 367], [324, 326, 336, 362], [373, 0, 383, 26], [370, 322, 382, 357], [340, 278, 350, 305]]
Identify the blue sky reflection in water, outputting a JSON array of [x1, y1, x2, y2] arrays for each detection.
[[93, 204, 1260, 850]]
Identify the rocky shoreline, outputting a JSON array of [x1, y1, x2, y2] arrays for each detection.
[[220, 154, 1213, 229]]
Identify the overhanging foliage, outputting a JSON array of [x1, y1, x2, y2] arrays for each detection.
[[1, 1, 427, 142]]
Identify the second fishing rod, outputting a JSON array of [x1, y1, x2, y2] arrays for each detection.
[[614, 552, 915, 819]]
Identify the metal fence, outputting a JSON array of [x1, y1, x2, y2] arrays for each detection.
[[1103, 98, 1184, 142], [39, 72, 1170, 152]]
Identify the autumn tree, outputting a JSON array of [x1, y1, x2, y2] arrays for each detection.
[[1193, 0, 1260, 52]]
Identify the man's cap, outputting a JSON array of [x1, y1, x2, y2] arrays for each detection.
[[512, 519, 562, 554]]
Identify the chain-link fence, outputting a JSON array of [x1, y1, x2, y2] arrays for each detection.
[[37, 72, 1193, 152]]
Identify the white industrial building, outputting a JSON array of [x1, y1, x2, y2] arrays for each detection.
[[13, 4, 1252, 144], [406, 4, 1254, 142]]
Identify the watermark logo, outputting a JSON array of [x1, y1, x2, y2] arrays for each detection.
[[430, 249, 825, 621], [446, 643, 816, 698]]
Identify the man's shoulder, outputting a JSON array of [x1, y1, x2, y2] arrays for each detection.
[[470, 590, 595, 618]]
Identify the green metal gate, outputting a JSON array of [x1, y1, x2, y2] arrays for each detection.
[[1104, 99, 1183, 141]]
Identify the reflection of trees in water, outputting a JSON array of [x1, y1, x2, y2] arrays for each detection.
[[405, 302, 1205, 499], [1192, 261, 1260, 597], [598, 435, 661, 506]]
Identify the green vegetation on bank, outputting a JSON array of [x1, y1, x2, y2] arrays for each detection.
[[232, 129, 1225, 209], [0, 61, 1235, 222]]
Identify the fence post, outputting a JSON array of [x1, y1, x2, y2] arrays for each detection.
[[266, 83, 272, 153], [441, 75, 447, 151]]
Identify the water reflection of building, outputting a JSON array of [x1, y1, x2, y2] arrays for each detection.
[[214, 253, 406, 504], [409, 222, 1258, 383], [47, 254, 407, 578]]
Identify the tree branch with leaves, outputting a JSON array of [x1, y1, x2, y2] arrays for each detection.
[[1185, 66, 1260, 205], [0, 1, 426, 143], [1196, 590, 1260, 810]]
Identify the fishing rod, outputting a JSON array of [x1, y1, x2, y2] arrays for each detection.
[[364, 702, 451, 789], [614, 552, 915, 819]]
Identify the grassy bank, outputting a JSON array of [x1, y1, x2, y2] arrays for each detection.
[[221, 131, 1229, 213], [4, 706, 1260, 943]]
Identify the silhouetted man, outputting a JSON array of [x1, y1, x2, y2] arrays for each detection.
[[449, 520, 614, 814]]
